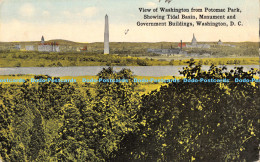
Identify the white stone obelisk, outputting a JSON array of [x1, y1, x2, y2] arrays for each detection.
[[104, 14, 109, 54]]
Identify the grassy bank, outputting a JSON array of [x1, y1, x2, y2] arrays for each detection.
[[0, 50, 258, 67]]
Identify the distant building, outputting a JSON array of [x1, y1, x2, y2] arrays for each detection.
[[178, 40, 186, 49], [201, 53, 211, 57], [218, 39, 223, 45], [41, 35, 45, 44], [38, 36, 60, 52], [217, 39, 236, 47], [191, 33, 197, 46], [38, 42, 60, 52], [147, 48, 187, 55], [80, 46, 88, 52], [186, 34, 211, 49], [14, 45, 21, 50], [76, 47, 81, 52], [23, 36, 60, 52], [178, 42, 186, 48], [188, 53, 200, 57], [148, 40, 188, 55], [190, 44, 210, 48], [186, 44, 211, 48], [25, 45, 35, 51]]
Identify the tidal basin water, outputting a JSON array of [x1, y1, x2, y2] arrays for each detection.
[[0, 65, 259, 77]]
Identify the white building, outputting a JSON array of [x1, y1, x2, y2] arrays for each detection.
[[147, 48, 187, 55], [186, 34, 211, 49], [218, 39, 223, 45], [25, 45, 35, 51], [38, 36, 60, 52], [217, 39, 236, 47]]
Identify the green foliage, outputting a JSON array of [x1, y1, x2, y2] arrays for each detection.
[[0, 65, 259, 161], [49, 67, 140, 161], [14, 62, 21, 67], [27, 108, 45, 161], [51, 104, 99, 161], [94, 68, 140, 160], [0, 76, 85, 161], [112, 62, 259, 161], [136, 59, 149, 66], [0, 51, 169, 67]]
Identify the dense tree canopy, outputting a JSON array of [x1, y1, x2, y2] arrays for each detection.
[[0, 65, 259, 161], [112, 63, 259, 161]]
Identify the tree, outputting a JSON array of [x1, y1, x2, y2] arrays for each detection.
[[91, 67, 141, 160], [51, 104, 99, 161], [51, 67, 140, 161], [113, 63, 259, 161]]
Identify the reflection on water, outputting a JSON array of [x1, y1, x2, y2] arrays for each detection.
[[0, 65, 259, 77]]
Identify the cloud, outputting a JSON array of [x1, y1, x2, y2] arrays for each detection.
[[42, 11, 50, 16], [61, 7, 98, 20], [145, 2, 157, 8], [19, 3, 35, 17], [82, 7, 99, 17], [62, 11, 72, 18], [0, 19, 258, 42], [0, 19, 104, 42]]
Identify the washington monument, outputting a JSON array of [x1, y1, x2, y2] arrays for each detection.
[[104, 14, 109, 54]]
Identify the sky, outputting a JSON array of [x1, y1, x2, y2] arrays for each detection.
[[0, 0, 259, 42]]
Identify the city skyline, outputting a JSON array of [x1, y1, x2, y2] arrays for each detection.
[[0, 0, 259, 42]]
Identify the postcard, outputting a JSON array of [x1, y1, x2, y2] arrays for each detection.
[[0, 0, 259, 161]]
